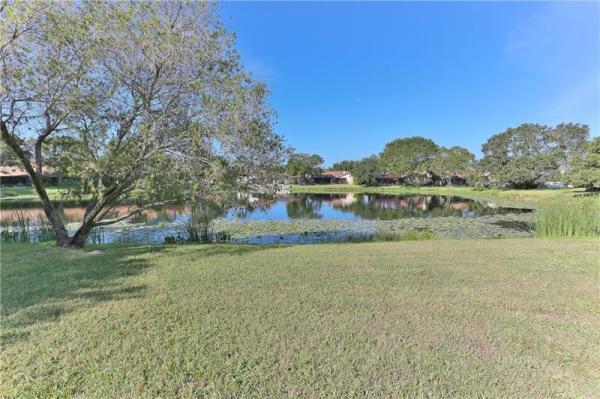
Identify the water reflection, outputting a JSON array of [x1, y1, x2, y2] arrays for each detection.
[[0, 193, 531, 226], [225, 193, 531, 221]]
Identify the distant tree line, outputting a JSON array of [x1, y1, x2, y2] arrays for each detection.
[[298, 123, 598, 189]]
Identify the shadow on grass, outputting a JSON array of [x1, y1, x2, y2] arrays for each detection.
[[0, 243, 279, 343], [1, 245, 164, 337]]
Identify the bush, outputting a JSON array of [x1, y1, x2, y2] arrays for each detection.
[[535, 197, 600, 238]]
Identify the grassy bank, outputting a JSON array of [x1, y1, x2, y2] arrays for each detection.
[[290, 184, 588, 208], [2, 240, 599, 397], [0, 185, 86, 204]]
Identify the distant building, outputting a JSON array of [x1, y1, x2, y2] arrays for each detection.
[[0, 165, 31, 186], [0, 165, 59, 186], [312, 170, 354, 184], [374, 172, 403, 185]]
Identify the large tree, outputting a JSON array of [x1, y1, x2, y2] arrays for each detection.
[[350, 155, 380, 185], [331, 159, 356, 172], [428, 146, 475, 185], [285, 153, 324, 177], [479, 123, 589, 188], [565, 137, 600, 189], [1, 1, 285, 247], [380, 137, 439, 174]]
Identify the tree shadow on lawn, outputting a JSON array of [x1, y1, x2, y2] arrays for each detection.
[[0, 243, 278, 343]]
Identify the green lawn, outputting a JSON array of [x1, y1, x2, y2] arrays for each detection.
[[0, 185, 85, 203], [290, 184, 588, 209], [2, 239, 599, 397]]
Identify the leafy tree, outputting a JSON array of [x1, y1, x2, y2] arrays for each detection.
[[331, 160, 356, 172], [548, 123, 590, 175], [428, 146, 475, 185], [285, 153, 324, 177], [380, 137, 439, 174], [565, 137, 600, 189], [479, 123, 589, 188], [1, 1, 285, 247], [351, 155, 381, 185]]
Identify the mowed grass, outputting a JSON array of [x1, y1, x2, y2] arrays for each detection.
[[290, 184, 588, 208], [2, 240, 599, 397], [0, 185, 84, 203]]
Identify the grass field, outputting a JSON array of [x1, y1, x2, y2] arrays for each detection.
[[290, 184, 589, 208], [0, 185, 84, 203], [2, 239, 599, 397], [1, 184, 590, 208]]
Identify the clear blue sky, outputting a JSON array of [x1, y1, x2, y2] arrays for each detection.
[[219, 1, 599, 166]]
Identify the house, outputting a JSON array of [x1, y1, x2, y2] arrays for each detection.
[[0, 165, 31, 186], [0, 165, 60, 186], [312, 170, 354, 184], [375, 172, 403, 185]]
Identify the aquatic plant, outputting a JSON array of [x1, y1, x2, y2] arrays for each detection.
[[535, 197, 600, 238], [185, 202, 231, 243], [0, 211, 56, 243]]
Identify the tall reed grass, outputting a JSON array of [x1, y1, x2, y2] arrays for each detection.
[[535, 196, 600, 238], [0, 210, 56, 243]]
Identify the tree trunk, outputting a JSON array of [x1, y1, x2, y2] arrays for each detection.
[[34, 141, 43, 176], [67, 221, 96, 247], [1, 120, 71, 246]]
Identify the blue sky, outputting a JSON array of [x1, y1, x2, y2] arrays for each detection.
[[219, 1, 599, 166]]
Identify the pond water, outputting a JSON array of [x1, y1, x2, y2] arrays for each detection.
[[227, 193, 530, 221], [1, 193, 532, 244]]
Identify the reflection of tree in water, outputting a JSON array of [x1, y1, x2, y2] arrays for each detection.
[[231, 197, 278, 219], [330, 194, 511, 219], [286, 195, 323, 219]]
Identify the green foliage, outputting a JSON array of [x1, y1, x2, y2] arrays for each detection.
[[1, 1, 286, 245], [350, 155, 381, 185], [565, 137, 600, 189], [380, 136, 439, 174], [428, 146, 475, 183], [185, 201, 229, 244], [285, 153, 324, 177], [480, 123, 589, 188], [331, 160, 356, 171], [535, 197, 600, 238]]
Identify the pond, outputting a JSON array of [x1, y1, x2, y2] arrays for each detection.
[[227, 193, 530, 221], [1, 193, 533, 244]]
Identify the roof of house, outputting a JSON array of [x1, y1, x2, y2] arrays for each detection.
[[0, 165, 54, 177], [0, 165, 28, 177]]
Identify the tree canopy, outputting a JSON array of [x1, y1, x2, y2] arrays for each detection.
[[1, 1, 286, 246], [350, 155, 380, 185], [565, 137, 600, 189], [380, 137, 439, 174], [479, 123, 589, 188], [428, 146, 475, 184], [285, 153, 324, 177]]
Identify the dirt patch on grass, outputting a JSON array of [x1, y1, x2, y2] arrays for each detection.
[[469, 338, 497, 360]]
